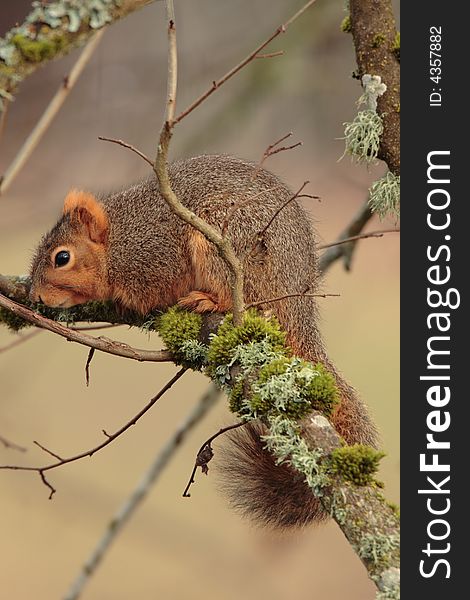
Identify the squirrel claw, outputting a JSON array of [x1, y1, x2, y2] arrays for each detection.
[[178, 291, 224, 313]]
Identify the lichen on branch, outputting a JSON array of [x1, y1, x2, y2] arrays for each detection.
[[349, 0, 400, 175], [0, 0, 156, 109]]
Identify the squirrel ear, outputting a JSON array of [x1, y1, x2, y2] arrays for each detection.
[[63, 190, 109, 244]]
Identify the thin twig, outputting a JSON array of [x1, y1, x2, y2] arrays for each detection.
[[318, 228, 399, 250], [255, 50, 285, 59], [154, 2, 246, 324], [0, 293, 172, 363], [0, 368, 187, 498], [0, 435, 26, 453], [98, 137, 153, 166], [256, 181, 317, 240], [173, 0, 318, 125], [221, 132, 303, 235], [63, 384, 219, 600], [0, 329, 41, 354], [85, 348, 96, 387], [246, 292, 339, 309], [165, 0, 177, 124], [0, 30, 105, 197], [318, 201, 374, 273], [0, 98, 9, 145], [182, 422, 246, 497], [71, 324, 121, 331]]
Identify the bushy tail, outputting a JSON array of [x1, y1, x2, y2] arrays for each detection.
[[218, 421, 328, 528]]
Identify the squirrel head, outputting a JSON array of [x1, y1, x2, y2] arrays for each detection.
[[29, 190, 111, 308]]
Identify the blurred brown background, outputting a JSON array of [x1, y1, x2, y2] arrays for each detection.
[[0, 1, 399, 599]]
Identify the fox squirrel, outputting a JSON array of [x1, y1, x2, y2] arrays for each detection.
[[30, 154, 378, 528]]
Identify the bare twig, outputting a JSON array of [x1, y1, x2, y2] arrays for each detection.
[[173, 0, 319, 125], [0, 98, 9, 145], [154, 2, 246, 324], [0, 293, 172, 363], [0, 368, 187, 498], [71, 324, 121, 331], [255, 51, 285, 59], [257, 181, 317, 239], [0, 30, 105, 197], [246, 292, 339, 309], [0, 329, 41, 354], [85, 348, 96, 386], [0, 435, 26, 453], [63, 384, 220, 600], [350, 0, 400, 174], [318, 228, 399, 250], [182, 421, 246, 497], [318, 200, 374, 274], [98, 136, 153, 166], [221, 133, 303, 235]]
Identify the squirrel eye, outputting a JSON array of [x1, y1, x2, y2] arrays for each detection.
[[55, 250, 70, 267]]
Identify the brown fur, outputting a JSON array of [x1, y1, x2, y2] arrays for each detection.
[[30, 154, 378, 528]]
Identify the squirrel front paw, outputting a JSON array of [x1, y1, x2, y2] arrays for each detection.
[[178, 291, 228, 313]]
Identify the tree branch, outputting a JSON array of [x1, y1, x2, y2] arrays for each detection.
[[318, 201, 374, 273], [318, 228, 399, 250], [0, 291, 172, 363], [0, 29, 105, 197], [153, 2, 246, 324], [0, 368, 187, 498], [349, 0, 400, 174], [173, 0, 319, 125], [63, 383, 220, 600], [0, 0, 159, 109]]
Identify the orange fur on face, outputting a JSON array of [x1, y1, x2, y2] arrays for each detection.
[[63, 190, 109, 244]]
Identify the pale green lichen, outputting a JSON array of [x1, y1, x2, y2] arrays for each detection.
[[368, 172, 400, 219], [206, 310, 287, 380], [342, 74, 387, 163], [359, 532, 400, 568], [262, 415, 331, 495], [249, 357, 338, 419], [179, 340, 208, 371], [343, 110, 383, 163]]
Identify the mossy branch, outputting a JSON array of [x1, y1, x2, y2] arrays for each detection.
[[0, 0, 158, 110], [349, 0, 400, 175], [0, 275, 399, 595]]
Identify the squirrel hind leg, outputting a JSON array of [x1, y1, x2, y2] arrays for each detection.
[[216, 421, 328, 529], [177, 290, 231, 314]]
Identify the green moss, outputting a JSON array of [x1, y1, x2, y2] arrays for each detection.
[[0, 306, 31, 331], [206, 310, 288, 378], [372, 33, 386, 48], [248, 358, 338, 420], [301, 362, 339, 415], [330, 445, 385, 486], [229, 380, 245, 413], [156, 307, 202, 367], [340, 16, 351, 33], [386, 501, 400, 519], [12, 33, 67, 63], [0, 63, 16, 77], [392, 31, 400, 61]]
